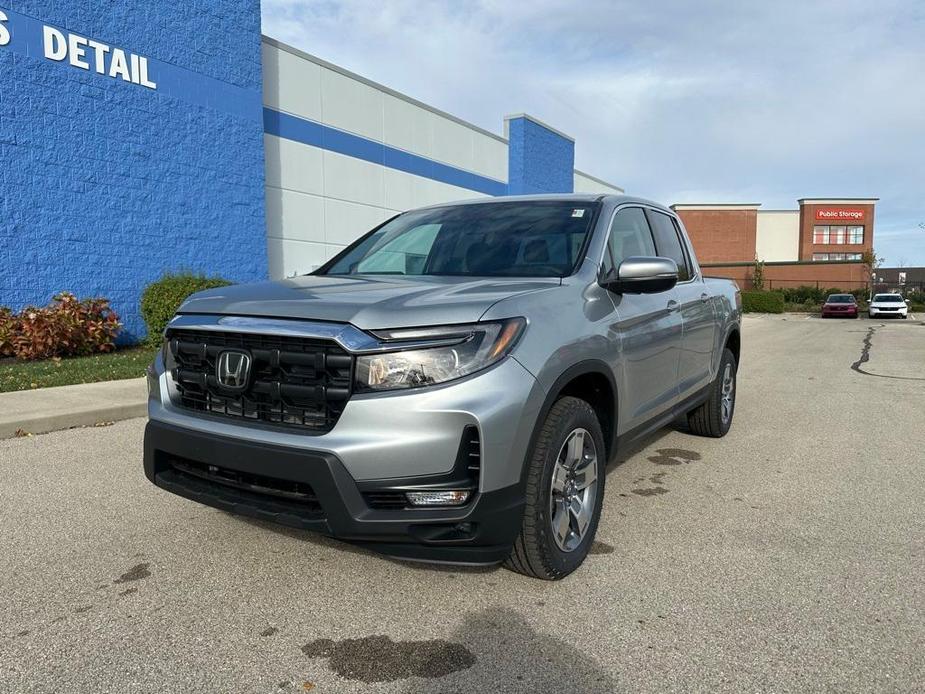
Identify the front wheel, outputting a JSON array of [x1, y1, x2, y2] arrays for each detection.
[[687, 347, 737, 438], [505, 397, 606, 580]]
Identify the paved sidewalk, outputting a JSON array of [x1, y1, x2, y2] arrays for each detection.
[[0, 378, 146, 439]]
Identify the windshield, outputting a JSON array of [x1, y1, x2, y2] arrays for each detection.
[[873, 294, 904, 303], [826, 295, 855, 303], [320, 200, 599, 278]]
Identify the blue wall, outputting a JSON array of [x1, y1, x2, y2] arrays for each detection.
[[506, 115, 575, 195], [0, 1, 267, 341]]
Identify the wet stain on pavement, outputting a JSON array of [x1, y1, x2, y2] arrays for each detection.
[[73, 605, 93, 613], [114, 563, 150, 584], [589, 540, 615, 555], [16, 629, 30, 637], [632, 487, 669, 497], [301, 635, 475, 682], [647, 448, 702, 466], [260, 627, 279, 637], [119, 587, 138, 597]]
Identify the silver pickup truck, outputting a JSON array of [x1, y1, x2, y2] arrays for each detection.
[[143, 194, 741, 579]]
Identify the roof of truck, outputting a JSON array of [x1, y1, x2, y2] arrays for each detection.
[[422, 193, 672, 213]]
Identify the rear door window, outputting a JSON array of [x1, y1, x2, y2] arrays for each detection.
[[646, 210, 692, 281]]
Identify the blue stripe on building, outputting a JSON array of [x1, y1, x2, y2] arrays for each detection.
[[263, 108, 509, 197]]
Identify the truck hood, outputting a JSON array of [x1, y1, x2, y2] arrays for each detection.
[[177, 274, 560, 330]]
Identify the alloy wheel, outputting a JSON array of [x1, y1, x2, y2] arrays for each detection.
[[549, 428, 599, 552], [720, 363, 735, 425]]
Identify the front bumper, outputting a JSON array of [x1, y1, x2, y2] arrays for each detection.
[[869, 308, 907, 317], [822, 307, 857, 317], [145, 345, 547, 563], [144, 419, 525, 563]]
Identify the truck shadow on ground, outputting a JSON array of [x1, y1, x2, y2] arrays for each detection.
[[415, 607, 616, 692], [230, 514, 499, 575], [295, 607, 616, 693]]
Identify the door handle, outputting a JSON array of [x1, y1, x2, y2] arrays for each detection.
[[667, 299, 679, 311], [700, 293, 710, 303]]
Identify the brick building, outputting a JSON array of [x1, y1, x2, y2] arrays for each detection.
[[872, 267, 925, 294], [672, 199, 877, 289]]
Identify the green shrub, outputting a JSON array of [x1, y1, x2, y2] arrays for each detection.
[[849, 287, 869, 303], [741, 290, 784, 313], [140, 272, 232, 342], [779, 285, 828, 304], [777, 285, 870, 306], [0, 293, 122, 361], [906, 290, 925, 305]]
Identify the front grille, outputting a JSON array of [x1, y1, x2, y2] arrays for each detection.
[[158, 454, 325, 519], [166, 328, 353, 433], [363, 491, 409, 510], [169, 456, 322, 510]]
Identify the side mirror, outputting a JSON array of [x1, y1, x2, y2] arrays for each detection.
[[601, 256, 679, 294]]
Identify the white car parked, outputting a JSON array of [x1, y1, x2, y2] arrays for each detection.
[[868, 293, 909, 319]]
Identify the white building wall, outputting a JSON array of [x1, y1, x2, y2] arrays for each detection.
[[574, 170, 624, 195], [263, 39, 509, 278], [756, 210, 800, 262], [262, 38, 623, 279]]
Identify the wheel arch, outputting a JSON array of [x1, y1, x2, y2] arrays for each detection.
[[520, 361, 619, 485], [724, 326, 741, 367]]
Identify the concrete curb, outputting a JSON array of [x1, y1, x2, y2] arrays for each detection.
[[0, 378, 147, 439]]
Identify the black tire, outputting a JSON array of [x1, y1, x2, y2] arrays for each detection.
[[687, 347, 737, 438], [505, 396, 606, 580]]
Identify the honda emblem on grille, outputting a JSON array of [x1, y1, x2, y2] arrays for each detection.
[[216, 350, 251, 389]]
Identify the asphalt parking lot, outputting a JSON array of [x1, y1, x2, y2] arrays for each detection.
[[2, 315, 923, 693]]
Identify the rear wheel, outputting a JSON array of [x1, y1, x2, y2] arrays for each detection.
[[687, 348, 737, 438], [505, 397, 606, 580]]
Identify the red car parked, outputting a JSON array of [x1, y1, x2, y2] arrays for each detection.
[[821, 294, 859, 318]]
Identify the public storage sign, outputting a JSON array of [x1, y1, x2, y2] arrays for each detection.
[[815, 208, 865, 222], [0, 8, 156, 89]]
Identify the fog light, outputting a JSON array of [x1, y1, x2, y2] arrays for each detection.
[[405, 490, 471, 507]]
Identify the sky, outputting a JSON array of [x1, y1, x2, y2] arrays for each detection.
[[261, 0, 925, 266]]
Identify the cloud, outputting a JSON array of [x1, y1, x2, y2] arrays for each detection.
[[262, 0, 925, 264]]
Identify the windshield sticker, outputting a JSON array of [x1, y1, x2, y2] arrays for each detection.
[[571, 209, 585, 218]]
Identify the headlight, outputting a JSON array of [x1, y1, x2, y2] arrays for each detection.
[[355, 318, 526, 392]]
